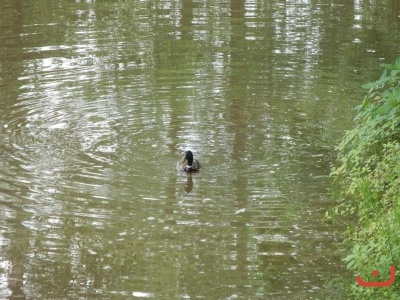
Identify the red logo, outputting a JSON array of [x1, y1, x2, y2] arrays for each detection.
[[356, 265, 396, 287]]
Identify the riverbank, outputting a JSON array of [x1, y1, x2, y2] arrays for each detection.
[[330, 58, 400, 299]]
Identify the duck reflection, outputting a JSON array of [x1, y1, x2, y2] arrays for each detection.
[[184, 174, 193, 193]]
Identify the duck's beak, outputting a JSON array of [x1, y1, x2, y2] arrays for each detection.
[[180, 156, 187, 164]]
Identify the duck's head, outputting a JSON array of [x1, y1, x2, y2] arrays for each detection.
[[182, 150, 194, 167]]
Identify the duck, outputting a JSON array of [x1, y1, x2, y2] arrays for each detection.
[[178, 150, 201, 172]]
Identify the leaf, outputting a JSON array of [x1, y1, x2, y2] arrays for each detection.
[[381, 59, 400, 71], [376, 103, 393, 115], [343, 254, 354, 262], [346, 260, 356, 270], [361, 82, 376, 90]]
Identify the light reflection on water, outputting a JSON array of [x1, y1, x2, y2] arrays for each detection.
[[1, 0, 399, 298]]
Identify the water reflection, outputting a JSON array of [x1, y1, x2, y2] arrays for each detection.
[[184, 175, 194, 193], [1, 0, 399, 298]]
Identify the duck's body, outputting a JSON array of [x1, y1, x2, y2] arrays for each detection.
[[178, 150, 200, 172]]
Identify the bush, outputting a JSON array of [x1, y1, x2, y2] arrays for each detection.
[[330, 58, 400, 299]]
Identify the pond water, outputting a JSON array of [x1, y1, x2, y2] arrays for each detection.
[[0, 0, 399, 299]]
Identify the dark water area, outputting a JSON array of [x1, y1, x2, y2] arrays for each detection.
[[0, 0, 399, 299]]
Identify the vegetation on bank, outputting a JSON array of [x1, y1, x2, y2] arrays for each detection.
[[330, 58, 400, 299]]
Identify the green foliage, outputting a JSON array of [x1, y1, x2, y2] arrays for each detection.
[[330, 58, 400, 299]]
